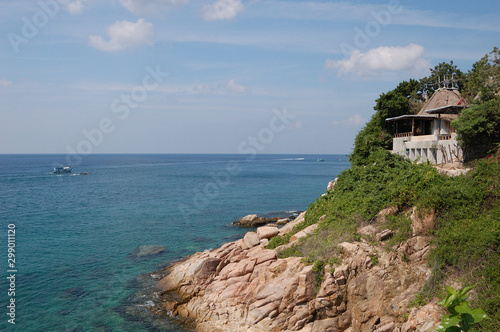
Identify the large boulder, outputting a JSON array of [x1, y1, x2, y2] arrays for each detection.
[[244, 232, 261, 248], [257, 226, 279, 239], [238, 214, 258, 226]]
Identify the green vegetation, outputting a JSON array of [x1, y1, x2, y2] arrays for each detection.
[[265, 233, 291, 250], [269, 48, 499, 331], [436, 286, 489, 332], [462, 47, 500, 103], [312, 260, 326, 293], [452, 98, 500, 157]]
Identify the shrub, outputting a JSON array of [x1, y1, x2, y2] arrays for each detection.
[[266, 233, 291, 250], [453, 98, 500, 157], [436, 286, 489, 332]]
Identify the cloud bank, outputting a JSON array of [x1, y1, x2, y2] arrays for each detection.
[[119, 0, 189, 16], [66, 0, 88, 15], [203, 0, 244, 21], [89, 19, 155, 52], [227, 79, 246, 93], [0, 79, 12, 87], [333, 114, 366, 127], [325, 44, 431, 78]]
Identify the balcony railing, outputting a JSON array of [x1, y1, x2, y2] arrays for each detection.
[[439, 134, 452, 140], [394, 132, 413, 138]]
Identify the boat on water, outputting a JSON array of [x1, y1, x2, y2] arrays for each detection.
[[317, 158, 325, 162], [53, 166, 72, 174]]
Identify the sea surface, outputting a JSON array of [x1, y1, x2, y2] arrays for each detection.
[[0, 154, 349, 331]]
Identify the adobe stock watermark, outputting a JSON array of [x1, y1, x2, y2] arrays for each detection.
[[7, 0, 75, 54], [178, 107, 297, 222], [339, 0, 403, 57], [61, 64, 169, 167]]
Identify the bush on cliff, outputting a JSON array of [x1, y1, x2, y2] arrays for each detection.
[[285, 150, 499, 331], [452, 98, 500, 157]]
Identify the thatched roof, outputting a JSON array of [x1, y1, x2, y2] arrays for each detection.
[[386, 88, 466, 122], [419, 88, 466, 115]]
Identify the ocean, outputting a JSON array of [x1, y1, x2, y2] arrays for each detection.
[[0, 154, 349, 331]]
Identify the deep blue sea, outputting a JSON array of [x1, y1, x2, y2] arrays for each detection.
[[0, 154, 349, 331]]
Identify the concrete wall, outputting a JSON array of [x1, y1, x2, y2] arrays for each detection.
[[392, 133, 462, 164]]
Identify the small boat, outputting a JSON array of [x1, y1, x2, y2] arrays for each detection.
[[317, 158, 325, 162], [53, 166, 72, 174]]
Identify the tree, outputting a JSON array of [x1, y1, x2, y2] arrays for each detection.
[[463, 47, 500, 102], [350, 80, 421, 166], [452, 98, 500, 156], [374, 79, 422, 123], [420, 61, 465, 97]]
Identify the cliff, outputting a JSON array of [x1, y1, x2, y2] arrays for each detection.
[[149, 211, 444, 332]]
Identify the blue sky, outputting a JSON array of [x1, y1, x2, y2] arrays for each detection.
[[0, 0, 499, 154]]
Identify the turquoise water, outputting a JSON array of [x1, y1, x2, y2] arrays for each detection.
[[0, 154, 349, 331]]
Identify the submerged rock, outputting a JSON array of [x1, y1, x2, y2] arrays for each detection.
[[62, 287, 87, 298], [129, 245, 166, 258]]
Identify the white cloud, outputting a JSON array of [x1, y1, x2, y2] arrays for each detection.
[[203, 0, 244, 21], [89, 19, 155, 52], [66, 0, 88, 15], [227, 79, 246, 93], [119, 0, 188, 16], [333, 114, 366, 127], [325, 44, 431, 78], [0, 79, 12, 87]]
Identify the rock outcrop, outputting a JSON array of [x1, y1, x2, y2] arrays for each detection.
[[327, 178, 338, 191], [149, 209, 439, 332], [234, 213, 301, 227]]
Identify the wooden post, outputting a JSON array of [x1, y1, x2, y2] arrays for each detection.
[[411, 119, 415, 136], [438, 114, 441, 138]]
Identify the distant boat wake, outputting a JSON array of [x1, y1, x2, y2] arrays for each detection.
[[276, 158, 305, 161]]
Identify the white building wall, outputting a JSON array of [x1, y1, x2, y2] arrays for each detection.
[[392, 133, 462, 164]]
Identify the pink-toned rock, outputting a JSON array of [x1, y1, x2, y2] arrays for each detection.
[[244, 232, 261, 249], [401, 303, 443, 332], [257, 226, 279, 239], [358, 225, 378, 238], [377, 206, 398, 223], [279, 211, 306, 235], [237, 238, 248, 250], [239, 214, 258, 226], [277, 218, 289, 225], [333, 264, 349, 280], [375, 229, 393, 241], [152, 221, 434, 332], [249, 249, 276, 265], [290, 223, 318, 243], [411, 206, 436, 236]]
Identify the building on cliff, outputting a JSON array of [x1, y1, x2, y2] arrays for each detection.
[[386, 85, 467, 164]]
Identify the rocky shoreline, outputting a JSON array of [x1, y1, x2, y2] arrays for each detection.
[[129, 203, 445, 332], [232, 211, 302, 227]]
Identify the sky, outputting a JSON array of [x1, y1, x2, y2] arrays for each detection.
[[0, 0, 499, 155]]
